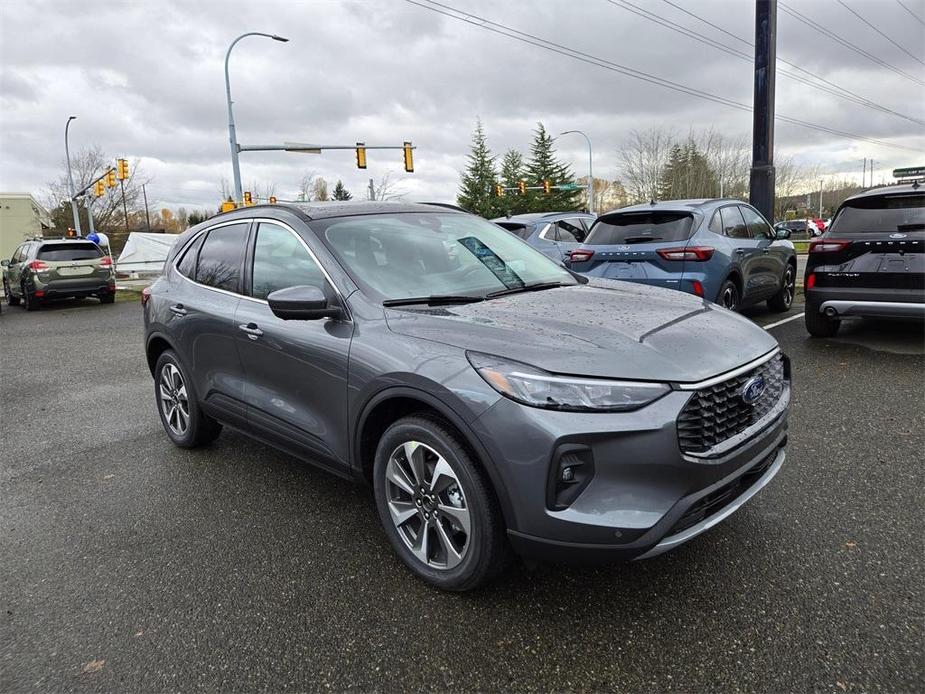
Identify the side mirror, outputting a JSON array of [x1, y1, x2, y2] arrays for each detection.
[[267, 285, 343, 321], [775, 228, 791, 240], [0, 260, 8, 267]]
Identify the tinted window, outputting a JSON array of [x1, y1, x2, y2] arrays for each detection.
[[176, 233, 205, 279], [829, 194, 924, 234], [11, 246, 23, 263], [556, 219, 586, 243], [720, 206, 749, 239], [195, 223, 248, 292], [739, 205, 772, 239], [708, 211, 723, 235], [37, 243, 102, 261], [585, 212, 694, 245], [319, 212, 576, 302], [251, 223, 326, 300], [496, 222, 532, 239]]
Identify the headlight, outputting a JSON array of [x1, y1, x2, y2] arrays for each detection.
[[467, 352, 670, 412]]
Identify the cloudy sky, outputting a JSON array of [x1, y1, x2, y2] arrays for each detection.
[[1, 0, 923, 211]]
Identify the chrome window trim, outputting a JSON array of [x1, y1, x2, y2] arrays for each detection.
[[675, 347, 781, 391], [170, 217, 352, 319], [537, 223, 555, 241]]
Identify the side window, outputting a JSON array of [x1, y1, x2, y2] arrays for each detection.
[[720, 206, 749, 239], [739, 205, 773, 239], [708, 210, 723, 235], [251, 222, 327, 301], [11, 246, 22, 263], [176, 233, 206, 279], [195, 223, 248, 292], [557, 219, 586, 243]]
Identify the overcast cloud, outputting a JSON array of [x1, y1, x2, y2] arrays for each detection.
[[1, 0, 923, 211]]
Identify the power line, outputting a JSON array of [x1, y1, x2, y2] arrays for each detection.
[[778, 1, 925, 87], [607, 0, 925, 127], [836, 0, 924, 66], [895, 0, 925, 27], [404, 0, 921, 153]]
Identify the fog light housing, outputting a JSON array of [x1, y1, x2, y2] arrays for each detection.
[[547, 444, 594, 511]]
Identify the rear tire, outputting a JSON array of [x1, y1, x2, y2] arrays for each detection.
[[805, 307, 840, 337], [154, 350, 222, 448], [716, 279, 740, 312], [99, 293, 115, 304], [373, 414, 510, 591], [4, 279, 18, 306], [22, 283, 38, 311], [767, 264, 796, 313]]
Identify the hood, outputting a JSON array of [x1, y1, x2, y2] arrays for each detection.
[[384, 279, 778, 383]]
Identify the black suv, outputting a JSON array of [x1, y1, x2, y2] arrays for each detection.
[[804, 183, 924, 336]]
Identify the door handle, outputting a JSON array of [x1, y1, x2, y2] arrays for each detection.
[[238, 322, 264, 340], [762, 249, 770, 254], [734, 249, 746, 255], [169, 303, 188, 316]]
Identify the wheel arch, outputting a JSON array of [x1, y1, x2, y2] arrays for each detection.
[[145, 332, 176, 376]]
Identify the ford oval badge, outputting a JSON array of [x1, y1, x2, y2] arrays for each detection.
[[741, 376, 766, 405]]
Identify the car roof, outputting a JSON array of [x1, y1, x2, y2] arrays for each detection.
[[491, 211, 593, 223], [217, 200, 466, 222], [601, 198, 739, 216], [841, 182, 923, 204]]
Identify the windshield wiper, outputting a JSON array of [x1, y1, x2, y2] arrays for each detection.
[[622, 236, 662, 243], [486, 281, 573, 299], [382, 295, 485, 307]]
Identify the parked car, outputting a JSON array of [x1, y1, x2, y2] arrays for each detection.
[[774, 219, 818, 240], [2, 237, 115, 310], [144, 201, 790, 590], [804, 182, 924, 337], [566, 199, 797, 313], [492, 212, 595, 263]]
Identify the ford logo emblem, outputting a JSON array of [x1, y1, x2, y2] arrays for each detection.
[[741, 376, 766, 405], [889, 233, 907, 239], [616, 245, 631, 251]]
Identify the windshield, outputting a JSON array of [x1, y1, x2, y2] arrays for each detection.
[[37, 243, 102, 261], [586, 212, 694, 244], [829, 194, 924, 234], [315, 212, 576, 301]]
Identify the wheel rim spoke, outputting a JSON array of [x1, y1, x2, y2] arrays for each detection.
[[386, 458, 415, 495], [429, 458, 456, 495], [437, 502, 470, 535], [434, 518, 464, 569], [402, 441, 427, 487], [387, 499, 418, 527], [411, 524, 430, 563]]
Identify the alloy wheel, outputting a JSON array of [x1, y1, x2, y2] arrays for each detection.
[[782, 267, 794, 308], [384, 441, 471, 570], [159, 363, 190, 436], [721, 283, 738, 310]]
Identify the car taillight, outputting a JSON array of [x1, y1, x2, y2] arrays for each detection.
[[809, 239, 850, 253], [656, 246, 714, 261], [568, 249, 595, 264], [691, 279, 704, 297], [28, 260, 49, 271], [806, 273, 816, 289], [141, 287, 151, 305], [99, 256, 113, 267]]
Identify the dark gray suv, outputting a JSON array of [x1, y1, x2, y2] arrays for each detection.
[[143, 201, 790, 590]]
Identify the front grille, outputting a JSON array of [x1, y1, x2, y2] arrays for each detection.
[[668, 449, 778, 535], [677, 353, 787, 454]]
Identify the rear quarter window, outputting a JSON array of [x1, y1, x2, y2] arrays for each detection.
[[585, 212, 694, 245], [829, 194, 924, 234], [495, 223, 532, 239], [36, 243, 102, 261]]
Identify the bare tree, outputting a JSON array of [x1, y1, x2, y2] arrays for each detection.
[[617, 127, 676, 204], [312, 177, 329, 201], [367, 171, 406, 202]]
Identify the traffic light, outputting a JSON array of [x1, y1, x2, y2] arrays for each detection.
[[106, 169, 116, 187], [243, 191, 253, 206], [94, 180, 105, 197], [117, 158, 129, 180], [221, 199, 236, 213], [269, 196, 277, 204], [543, 180, 552, 194], [403, 141, 414, 173], [355, 143, 367, 169], [495, 184, 504, 197], [518, 180, 527, 195]]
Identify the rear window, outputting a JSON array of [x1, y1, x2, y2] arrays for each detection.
[[829, 194, 924, 234], [586, 212, 694, 245], [495, 222, 532, 239], [36, 243, 102, 261]]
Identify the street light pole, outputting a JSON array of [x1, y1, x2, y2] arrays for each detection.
[[65, 115, 82, 235], [224, 32, 289, 204], [560, 130, 593, 214], [818, 178, 823, 218]]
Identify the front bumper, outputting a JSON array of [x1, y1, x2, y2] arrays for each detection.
[[472, 377, 790, 564]]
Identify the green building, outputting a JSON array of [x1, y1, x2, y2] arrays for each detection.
[[0, 193, 52, 260]]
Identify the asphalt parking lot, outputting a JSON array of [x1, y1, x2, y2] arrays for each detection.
[[1, 296, 922, 692]]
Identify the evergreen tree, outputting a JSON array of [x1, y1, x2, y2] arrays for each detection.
[[658, 137, 717, 200], [497, 149, 528, 215], [332, 180, 352, 201], [524, 123, 580, 212], [457, 118, 500, 218]]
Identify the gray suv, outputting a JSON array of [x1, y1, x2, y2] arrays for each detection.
[[143, 201, 790, 590]]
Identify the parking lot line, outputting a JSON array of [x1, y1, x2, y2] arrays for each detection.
[[763, 312, 805, 330]]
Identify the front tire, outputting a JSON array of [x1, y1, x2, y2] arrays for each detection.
[[805, 306, 840, 337], [154, 350, 222, 448], [767, 264, 796, 313], [373, 414, 509, 591], [22, 282, 38, 311], [716, 279, 740, 312]]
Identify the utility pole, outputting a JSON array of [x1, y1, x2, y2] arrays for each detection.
[[818, 178, 823, 217], [119, 179, 130, 233], [862, 158, 867, 187], [368, 178, 376, 201], [869, 159, 875, 186], [142, 184, 152, 232], [749, 0, 777, 221]]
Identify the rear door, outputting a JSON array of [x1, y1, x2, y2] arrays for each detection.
[[718, 206, 762, 299], [739, 204, 786, 298], [811, 192, 925, 301], [6, 244, 26, 290], [551, 218, 588, 260]]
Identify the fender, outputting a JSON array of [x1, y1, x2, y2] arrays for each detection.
[[353, 384, 516, 528]]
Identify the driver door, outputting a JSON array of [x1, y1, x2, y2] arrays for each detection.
[[234, 220, 354, 470]]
